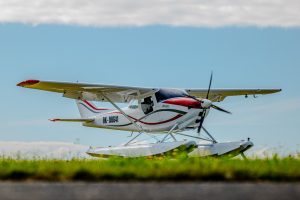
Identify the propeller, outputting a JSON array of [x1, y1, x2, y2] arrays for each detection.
[[211, 104, 231, 114], [195, 72, 231, 134], [197, 112, 206, 134], [206, 72, 213, 99]]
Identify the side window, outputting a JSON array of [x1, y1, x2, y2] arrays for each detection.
[[129, 100, 139, 109], [141, 96, 154, 114]]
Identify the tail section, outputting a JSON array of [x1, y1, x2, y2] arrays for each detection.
[[76, 100, 110, 118]]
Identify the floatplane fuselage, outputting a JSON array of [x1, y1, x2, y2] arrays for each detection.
[[65, 89, 210, 133], [17, 75, 281, 158]]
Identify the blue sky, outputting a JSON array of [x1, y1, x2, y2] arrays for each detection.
[[0, 24, 299, 153]]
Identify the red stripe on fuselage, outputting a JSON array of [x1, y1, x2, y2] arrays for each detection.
[[163, 97, 202, 109], [82, 100, 109, 111]]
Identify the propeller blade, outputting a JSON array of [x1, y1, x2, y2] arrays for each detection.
[[197, 111, 206, 134], [197, 72, 214, 135], [211, 104, 232, 114], [206, 72, 213, 99]]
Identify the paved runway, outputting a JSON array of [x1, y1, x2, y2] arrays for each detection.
[[1, 182, 300, 200]]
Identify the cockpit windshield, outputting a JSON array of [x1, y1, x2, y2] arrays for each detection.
[[155, 89, 188, 102]]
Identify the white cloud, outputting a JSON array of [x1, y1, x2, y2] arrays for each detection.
[[0, 0, 299, 27], [0, 141, 90, 159]]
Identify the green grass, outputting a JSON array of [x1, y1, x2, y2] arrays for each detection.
[[1, 156, 300, 182]]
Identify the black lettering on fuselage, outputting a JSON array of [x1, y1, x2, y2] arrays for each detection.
[[103, 117, 108, 124], [103, 116, 118, 124], [109, 116, 119, 123]]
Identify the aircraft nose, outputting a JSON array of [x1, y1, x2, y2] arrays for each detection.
[[201, 99, 212, 108]]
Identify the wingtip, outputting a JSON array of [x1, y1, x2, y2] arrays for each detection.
[[49, 118, 58, 122], [17, 79, 40, 87]]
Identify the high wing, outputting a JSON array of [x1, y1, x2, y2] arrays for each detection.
[[186, 88, 281, 102], [17, 79, 281, 103], [17, 80, 157, 103]]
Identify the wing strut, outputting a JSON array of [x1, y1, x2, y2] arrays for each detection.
[[99, 93, 161, 146], [100, 93, 144, 134]]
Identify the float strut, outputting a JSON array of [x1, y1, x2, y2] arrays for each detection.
[[160, 124, 178, 143], [124, 132, 143, 146]]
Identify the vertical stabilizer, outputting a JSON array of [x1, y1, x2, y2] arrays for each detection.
[[76, 100, 110, 118]]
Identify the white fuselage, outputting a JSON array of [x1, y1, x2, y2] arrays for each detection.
[[82, 93, 209, 133]]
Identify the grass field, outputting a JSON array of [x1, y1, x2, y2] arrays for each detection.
[[1, 156, 300, 182]]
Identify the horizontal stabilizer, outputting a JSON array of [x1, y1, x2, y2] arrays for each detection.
[[49, 118, 94, 122]]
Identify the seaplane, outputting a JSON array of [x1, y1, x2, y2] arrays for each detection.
[[17, 73, 281, 158]]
